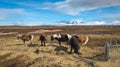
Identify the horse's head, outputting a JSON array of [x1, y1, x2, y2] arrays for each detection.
[[51, 34, 61, 41]]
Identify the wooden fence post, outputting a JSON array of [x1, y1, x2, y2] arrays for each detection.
[[104, 43, 110, 61]]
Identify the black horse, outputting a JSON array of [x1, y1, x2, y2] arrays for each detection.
[[69, 36, 81, 54]]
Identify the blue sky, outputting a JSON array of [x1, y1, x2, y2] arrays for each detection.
[[0, 0, 120, 26]]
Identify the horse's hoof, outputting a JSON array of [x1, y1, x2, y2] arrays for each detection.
[[77, 52, 82, 55], [69, 52, 72, 54]]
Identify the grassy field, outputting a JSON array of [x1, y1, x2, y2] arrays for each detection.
[[0, 26, 120, 67]]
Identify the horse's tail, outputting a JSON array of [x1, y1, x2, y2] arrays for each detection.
[[82, 36, 89, 46], [30, 34, 34, 41]]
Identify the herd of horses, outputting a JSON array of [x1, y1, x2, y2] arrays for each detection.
[[16, 34, 89, 54]]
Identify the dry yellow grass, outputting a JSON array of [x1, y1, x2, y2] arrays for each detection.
[[0, 35, 120, 67], [0, 26, 120, 67]]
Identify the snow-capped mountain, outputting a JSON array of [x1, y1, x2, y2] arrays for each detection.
[[57, 20, 120, 26], [58, 20, 84, 25]]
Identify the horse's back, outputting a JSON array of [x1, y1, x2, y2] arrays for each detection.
[[74, 35, 88, 42], [60, 34, 69, 41]]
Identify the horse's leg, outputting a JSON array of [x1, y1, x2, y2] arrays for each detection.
[[24, 41, 28, 47], [23, 40, 26, 46], [74, 49, 78, 53], [30, 40, 32, 45], [66, 40, 69, 45], [70, 46, 72, 54], [74, 49, 81, 55], [44, 41, 45, 46], [41, 41, 43, 46], [74, 49, 79, 54], [59, 41, 61, 46], [23, 40, 25, 44]]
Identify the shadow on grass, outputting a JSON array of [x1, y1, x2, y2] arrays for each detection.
[[54, 46, 68, 53], [27, 44, 38, 47], [47, 43, 58, 47], [16, 44, 23, 46]]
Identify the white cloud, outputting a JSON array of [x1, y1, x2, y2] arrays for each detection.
[[101, 13, 120, 19], [0, 8, 27, 20], [27, 23, 41, 26], [5, 0, 120, 15], [0, 8, 26, 14], [12, 20, 24, 26], [108, 21, 120, 25], [0, 20, 24, 26], [87, 21, 107, 25], [0, 16, 5, 20], [42, 0, 120, 15]]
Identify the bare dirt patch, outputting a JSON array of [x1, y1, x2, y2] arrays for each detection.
[[29, 29, 63, 34], [0, 32, 18, 35]]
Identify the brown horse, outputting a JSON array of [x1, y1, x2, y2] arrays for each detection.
[[73, 35, 89, 46], [17, 34, 34, 45]]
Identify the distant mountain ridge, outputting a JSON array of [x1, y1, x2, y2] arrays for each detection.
[[57, 20, 84, 25], [57, 20, 120, 26]]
